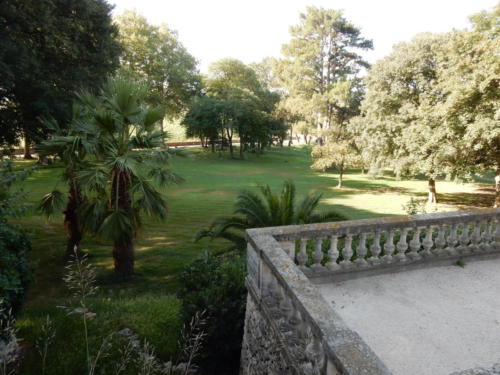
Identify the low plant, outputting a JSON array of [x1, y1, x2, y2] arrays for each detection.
[[402, 197, 427, 215], [0, 305, 20, 375]]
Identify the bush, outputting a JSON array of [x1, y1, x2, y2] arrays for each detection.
[[178, 254, 247, 375], [0, 221, 32, 317]]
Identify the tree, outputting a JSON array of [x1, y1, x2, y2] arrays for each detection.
[[311, 140, 362, 187], [38, 103, 98, 256], [356, 33, 451, 203], [78, 78, 183, 275], [437, 5, 500, 206], [276, 7, 372, 133], [182, 96, 223, 151], [0, 0, 121, 155], [186, 58, 281, 158], [115, 10, 202, 117], [196, 180, 346, 251]]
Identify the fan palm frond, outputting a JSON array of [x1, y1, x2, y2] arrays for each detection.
[[197, 180, 345, 252], [39, 190, 66, 219], [148, 168, 185, 187], [131, 177, 168, 219]]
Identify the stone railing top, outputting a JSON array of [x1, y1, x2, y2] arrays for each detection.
[[248, 208, 500, 241]]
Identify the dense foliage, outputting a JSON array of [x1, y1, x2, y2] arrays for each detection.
[[178, 254, 247, 375], [114, 10, 202, 116], [183, 58, 287, 158], [354, 5, 499, 204], [0, 0, 121, 153], [0, 161, 32, 317]]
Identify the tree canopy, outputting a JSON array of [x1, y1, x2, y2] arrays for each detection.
[[0, 0, 121, 152], [114, 10, 202, 117], [354, 4, 499, 204], [276, 6, 372, 133]]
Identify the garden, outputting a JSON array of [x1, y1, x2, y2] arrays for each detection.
[[0, 1, 498, 374]]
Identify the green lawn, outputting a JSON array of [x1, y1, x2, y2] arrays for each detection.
[[12, 146, 494, 374]]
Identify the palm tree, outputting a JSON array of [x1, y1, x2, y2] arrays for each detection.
[[38, 104, 98, 256], [196, 180, 346, 251], [78, 78, 183, 275]]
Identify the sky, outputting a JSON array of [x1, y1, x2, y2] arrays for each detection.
[[110, 0, 498, 73]]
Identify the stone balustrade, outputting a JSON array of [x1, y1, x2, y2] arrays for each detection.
[[274, 209, 500, 282], [240, 208, 500, 375]]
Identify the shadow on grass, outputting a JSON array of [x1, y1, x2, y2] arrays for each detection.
[[438, 189, 495, 209]]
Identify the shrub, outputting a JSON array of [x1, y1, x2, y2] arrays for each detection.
[[0, 221, 32, 317], [0, 160, 33, 317], [178, 254, 247, 375]]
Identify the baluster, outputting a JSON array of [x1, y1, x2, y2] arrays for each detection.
[[340, 234, 353, 269], [396, 228, 409, 262], [459, 223, 471, 254], [383, 230, 395, 263], [421, 226, 434, 257], [355, 232, 368, 266], [311, 237, 325, 271], [326, 235, 340, 271], [369, 231, 382, 265], [481, 219, 493, 251], [434, 224, 447, 255], [297, 238, 308, 269], [409, 227, 422, 260], [470, 221, 481, 252], [494, 219, 500, 247], [446, 223, 458, 255]]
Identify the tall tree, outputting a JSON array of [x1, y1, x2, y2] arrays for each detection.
[[199, 58, 281, 158], [437, 4, 500, 206], [356, 33, 450, 203], [38, 103, 98, 256], [0, 0, 121, 155], [276, 7, 372, 134], [114, 10, 201, 117], [78, 78, 183, 275]]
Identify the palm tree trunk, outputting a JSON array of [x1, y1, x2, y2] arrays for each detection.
[[113, 237, 134, 275], [428, 178, 438, 204], [112, 169, 135, 275], [64, 180, 83, 257]]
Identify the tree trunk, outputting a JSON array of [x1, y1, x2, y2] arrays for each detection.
[[239, 142, 244, 159], [111, 169, 135, 275], [24, 133, 33, 159], [428, 178, 438, 204], [228, 136, 233, 157], [113, 237, 134, 275], [494, 168, 500, 208], [337, 163, 344, 188], [64, 180, 83, 257]]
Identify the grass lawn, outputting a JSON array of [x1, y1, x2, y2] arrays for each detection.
[[12, 146, 495, 374]]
